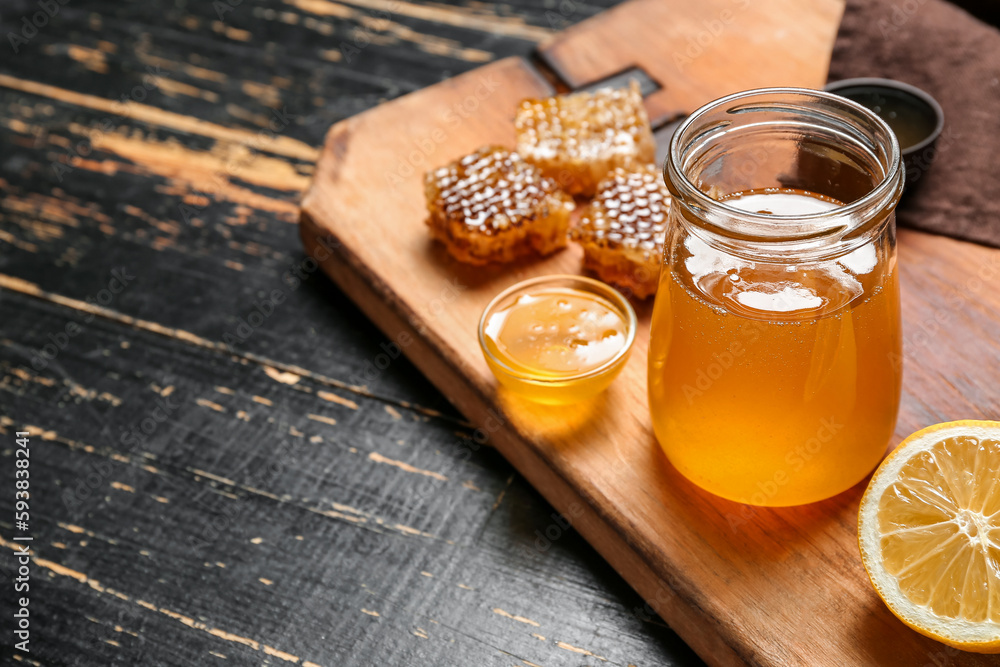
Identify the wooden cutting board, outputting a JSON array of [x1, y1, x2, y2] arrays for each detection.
[[299, 1, 1000, 664]]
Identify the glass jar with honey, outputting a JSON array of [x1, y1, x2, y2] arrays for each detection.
[[650, 88, 905, 506]]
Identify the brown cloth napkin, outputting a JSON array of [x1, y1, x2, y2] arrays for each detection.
[[828, 0, 1000, 248]]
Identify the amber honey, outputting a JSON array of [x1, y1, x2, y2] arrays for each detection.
[[479, 276, 636, 405], [424, 146, 574, 265], [649, 189, 902, 506], [515, 81, 655, 197], [571, 164, 671, 299]]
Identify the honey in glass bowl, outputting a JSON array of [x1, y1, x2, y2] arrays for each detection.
[[650, 89, 905, 506], [479, 275, 636, 405]]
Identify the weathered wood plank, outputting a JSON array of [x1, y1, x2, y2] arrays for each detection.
[[297, 3, 1000, 663], [0, 101, 460, 417], [0, 290, 702, 666], [0, 0, 616, 413]]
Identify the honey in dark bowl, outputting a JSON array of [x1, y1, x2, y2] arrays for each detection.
[[825, 78, 945, 191]]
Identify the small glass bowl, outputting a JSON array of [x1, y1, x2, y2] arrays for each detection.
[[478, 275, 637, 405]]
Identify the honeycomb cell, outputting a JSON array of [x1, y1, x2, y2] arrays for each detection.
[[514, 82, 656, 197], [571, 164, 671, 298], [424, 146, 574, 265]]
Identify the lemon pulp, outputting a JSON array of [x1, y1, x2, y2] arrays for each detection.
[[877, 434, 1000, 622], [859, 420, 1000, 653]]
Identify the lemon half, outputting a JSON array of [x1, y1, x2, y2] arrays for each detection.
[[859, 420, 1000, 653]]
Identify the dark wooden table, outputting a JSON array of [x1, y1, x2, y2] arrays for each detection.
[[0, 1, 703, 664]]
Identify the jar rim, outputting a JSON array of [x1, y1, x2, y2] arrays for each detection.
[[664, 87, 903, 246]]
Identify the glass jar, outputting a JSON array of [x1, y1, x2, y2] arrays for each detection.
[[649, 88, 904, 506]]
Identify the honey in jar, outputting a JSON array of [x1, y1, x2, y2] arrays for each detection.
[[651, 89, 905, 506]]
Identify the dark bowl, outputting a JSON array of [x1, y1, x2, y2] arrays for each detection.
[[824, 77, 945, 193]]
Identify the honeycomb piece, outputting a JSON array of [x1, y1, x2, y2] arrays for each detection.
[[424, 146, 574, 265], [571, 165, 671, 298], [514, 81, 656, 197]]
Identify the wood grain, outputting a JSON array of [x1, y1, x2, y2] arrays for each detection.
[[537, 0, 845, 124], [0, 0, 708, 665], [2, 289, 703, 666], [299, 5, 1000, 665]]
